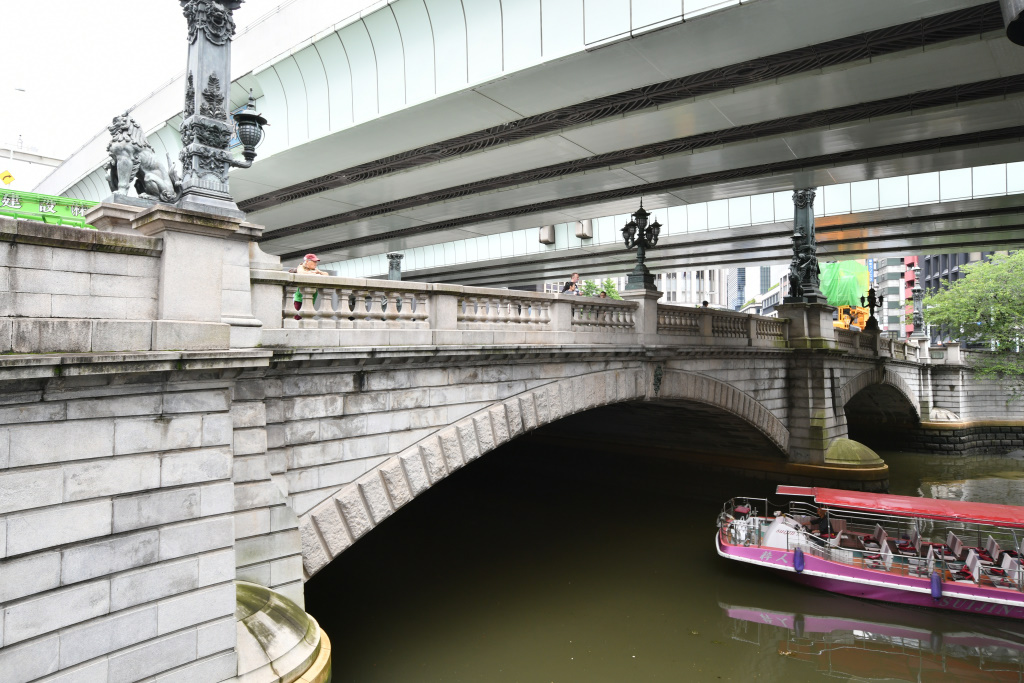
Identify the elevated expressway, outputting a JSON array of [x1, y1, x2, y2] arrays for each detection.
[[39, 0, 1024, 284]]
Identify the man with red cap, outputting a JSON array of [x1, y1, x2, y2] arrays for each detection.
[[292, 254, 327, 319]]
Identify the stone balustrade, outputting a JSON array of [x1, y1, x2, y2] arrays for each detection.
[[570, 299, 636, 332], [656, 304, 787, 348], [251, 271, 649, 347], [251, 273, 808, 350]]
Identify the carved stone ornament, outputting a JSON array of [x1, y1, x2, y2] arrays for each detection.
[[200, 74, 227, 121], [180, 119, 232, 149], [793, 188, 816, 209], [181, 0, 239, 46], [180, 146, 230, 185], [106, 112, 182, 202], [184, 73, 196, 119]]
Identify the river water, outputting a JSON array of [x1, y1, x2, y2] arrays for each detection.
[[307, 445, 1024, 682]]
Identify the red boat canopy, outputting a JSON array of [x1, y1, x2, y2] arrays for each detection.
[[775, 485, 1024, 529]]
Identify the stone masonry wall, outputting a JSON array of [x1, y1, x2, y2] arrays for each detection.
[[0, 359, 242, 683], [0, 217, 163, 354], [264, 357, 646, 521], [229, 372, 303, 607]]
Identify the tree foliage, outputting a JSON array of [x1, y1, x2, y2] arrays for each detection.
[[580, 279, 601, 297], [579, 278, 623, 299], [922, 251, 1024, 386], [601, 278, 623, 300]]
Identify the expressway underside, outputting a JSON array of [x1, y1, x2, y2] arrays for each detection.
[[229, 0, 1024, 279]]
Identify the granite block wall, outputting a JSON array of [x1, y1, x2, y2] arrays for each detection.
[[0, 370, 238, 683]]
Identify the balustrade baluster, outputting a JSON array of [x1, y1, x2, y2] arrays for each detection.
[[318, 288, 338, 328], [384, 291, 400, 323], [397, 292, 415, 323], [334, 288, 354, 329], [282, 285, 297, 328], [496, 298, 509, 325], [298, 286, 318, 327], [351, 290, 368, 324], [414, 293, 430, 324], [483, 298, 497, 325], [529, 302, 540, 326], [515, 301, 528, 325], [367, 290, 385, 322]]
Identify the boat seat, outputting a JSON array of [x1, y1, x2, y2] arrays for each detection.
[[839, 536, 864, 551], [951, 568, 976, 582]]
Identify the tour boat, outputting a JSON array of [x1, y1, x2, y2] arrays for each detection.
[[716, 485, 1024, 619]]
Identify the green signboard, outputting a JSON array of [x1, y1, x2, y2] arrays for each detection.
[[0, 188, 98, 229]]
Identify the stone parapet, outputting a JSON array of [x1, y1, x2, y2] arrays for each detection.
[[250, 270, 793, 351]]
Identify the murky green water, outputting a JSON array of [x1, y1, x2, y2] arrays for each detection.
[[307, 446, 1024, 682]]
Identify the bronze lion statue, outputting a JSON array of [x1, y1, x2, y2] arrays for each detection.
[[105, 111, 182, 202]]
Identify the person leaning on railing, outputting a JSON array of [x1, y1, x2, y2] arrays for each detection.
[[290, 253, 327, 320]]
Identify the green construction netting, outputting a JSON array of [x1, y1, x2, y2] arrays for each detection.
[[820, 261, 869, 307]]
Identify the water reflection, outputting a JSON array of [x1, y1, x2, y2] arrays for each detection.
[[721, 595, 1024, 682], [884, 450, 1024, 504]]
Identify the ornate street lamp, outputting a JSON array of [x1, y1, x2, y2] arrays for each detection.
[[621, 200, 662, 291], [177, 0, 269, 214], [910, 265, 925, 336], [232, 90, 268, 163], [861, 287, 884, 332]]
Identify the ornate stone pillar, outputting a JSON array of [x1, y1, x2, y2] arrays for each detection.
[[910, 265, 926, 337], [387, 253, 404, 281], [178, 0, 247, 217], [783, 189, 826, 305]]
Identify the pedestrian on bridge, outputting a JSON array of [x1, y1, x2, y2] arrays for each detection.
[[291, 253, 327, 319]]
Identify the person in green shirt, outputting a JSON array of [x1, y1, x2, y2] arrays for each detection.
[[292, 254, 327, 319]]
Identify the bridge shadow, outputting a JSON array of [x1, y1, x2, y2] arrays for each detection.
[[844, 383, 921, 451], [523, 399, 788, 464]]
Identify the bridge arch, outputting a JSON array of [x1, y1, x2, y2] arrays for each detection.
[[838, 366, 921, 421], [298, 367, 788, 577]]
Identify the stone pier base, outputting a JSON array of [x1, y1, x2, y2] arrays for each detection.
[[851, 420, 1024, 456]]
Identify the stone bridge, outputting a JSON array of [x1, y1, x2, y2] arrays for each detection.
[[0, 206, 1018, 682]]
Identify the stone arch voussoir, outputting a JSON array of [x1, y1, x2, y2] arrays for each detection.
[[298, 366, 787, 577], [839, 365, 920, 420], [299, 367, 647, 577], [653, 370, 790, 456]]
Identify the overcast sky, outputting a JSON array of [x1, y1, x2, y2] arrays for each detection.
[[1, 0, 285, 160]]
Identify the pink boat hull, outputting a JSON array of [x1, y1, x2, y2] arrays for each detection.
[[717, 532, 1024, 619]]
